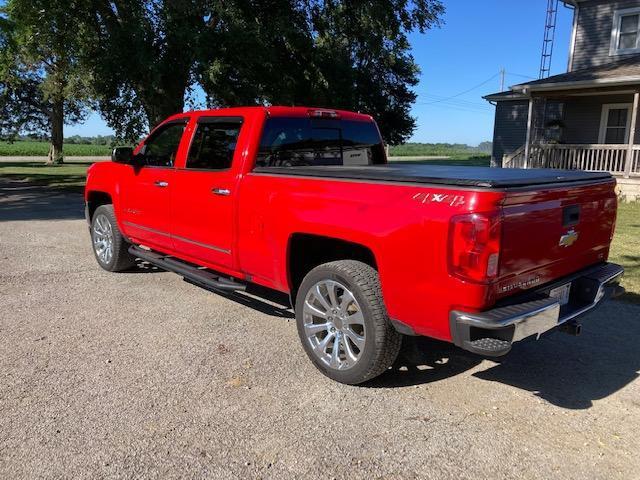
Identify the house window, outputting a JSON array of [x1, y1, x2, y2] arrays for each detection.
[[599, 104, 632, 144], [611, 8, 640, 54]]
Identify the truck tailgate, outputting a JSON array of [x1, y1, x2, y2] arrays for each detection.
[[495, 179, 617, 299]]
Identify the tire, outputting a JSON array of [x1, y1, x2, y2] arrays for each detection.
[[295, 260, 402, 385], [90, 204, 136, 272]]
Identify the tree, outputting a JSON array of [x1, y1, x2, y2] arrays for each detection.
[[197, 0, 318, 107], [82, 0, 444, 144], [1, 0, 91, 164], [80, 0, 210, 140], [305, 0, 444, 144], [198, 0, 445, 144]]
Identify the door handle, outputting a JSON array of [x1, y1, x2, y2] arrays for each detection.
[[154, 181, 169, 187], [212, 188, 231, 196]]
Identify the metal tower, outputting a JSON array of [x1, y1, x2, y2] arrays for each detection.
[[539, 0, 559, 79]]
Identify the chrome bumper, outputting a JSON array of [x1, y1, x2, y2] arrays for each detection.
[[450, 263, 625, 357]]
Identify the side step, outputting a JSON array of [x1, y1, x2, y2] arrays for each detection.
[[128, 245, 246, 292]]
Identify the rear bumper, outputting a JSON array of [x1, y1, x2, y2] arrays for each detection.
[[450, 262, 624, 357]]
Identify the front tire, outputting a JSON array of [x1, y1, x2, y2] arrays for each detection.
[[295, 260, 402, 385], [91, 204, 136, 272]]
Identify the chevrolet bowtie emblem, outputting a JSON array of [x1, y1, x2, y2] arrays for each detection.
[[559, 229, 579, 248]]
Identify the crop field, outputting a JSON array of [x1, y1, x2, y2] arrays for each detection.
[[0, 141, 111, 157]]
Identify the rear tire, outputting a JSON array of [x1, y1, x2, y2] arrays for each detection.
[[295, 260, 402, 385], [91, 204, 136, 272]]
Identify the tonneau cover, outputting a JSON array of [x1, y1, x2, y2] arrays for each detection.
[[253, 164, 613, 188]]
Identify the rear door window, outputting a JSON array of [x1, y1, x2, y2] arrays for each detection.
[[186, 118, 242, 170], [256, 117, 385, 167]]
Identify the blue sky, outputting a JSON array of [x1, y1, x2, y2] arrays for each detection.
[[67, 0, 575, 145]]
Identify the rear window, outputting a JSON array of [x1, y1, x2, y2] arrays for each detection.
[[256, 117, 385, 167]]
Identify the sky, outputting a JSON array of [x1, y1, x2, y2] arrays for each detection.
[[66, 0, 575, 146]]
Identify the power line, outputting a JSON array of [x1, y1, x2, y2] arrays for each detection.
[[418, 94, 492, 109], [421, 72, 501, 106], [416, 101, 493, 116], [506, 71, 537, 80]]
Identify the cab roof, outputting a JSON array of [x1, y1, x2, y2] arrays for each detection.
[[165, 106, 374, 123]]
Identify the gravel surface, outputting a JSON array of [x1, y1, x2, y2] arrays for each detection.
[[1, 181, 639, 479]]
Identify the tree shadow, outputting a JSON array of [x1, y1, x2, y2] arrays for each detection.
[[369, 301, 640, 409], [0, 180, 85, 221]]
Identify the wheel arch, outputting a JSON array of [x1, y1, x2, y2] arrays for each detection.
[[287, 233, 378, 302], [86, 190, 113, 221]]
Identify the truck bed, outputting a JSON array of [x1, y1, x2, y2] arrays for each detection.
[[253, 164, 613, 189]]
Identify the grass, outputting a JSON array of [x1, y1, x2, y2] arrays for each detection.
[[608, 201, 640, 303], [1, 159, 637, 301], [389, 153, 490, 167], [0, 141, 111, 157], [389, 143, 490, 157], [0, 161, 91, 191]]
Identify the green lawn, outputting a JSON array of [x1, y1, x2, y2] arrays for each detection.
[[608, 201, 640, 303], [389, 143, 490, 158], [0, 161, 91, 190], [0, 141, 111, 156], [389, 154, 490, 167], [1, 159, 638, 301]]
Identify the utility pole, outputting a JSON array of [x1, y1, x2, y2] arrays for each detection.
[[499, 67, 506, 92]]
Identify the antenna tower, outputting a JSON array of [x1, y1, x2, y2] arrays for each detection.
[[539, 0, 559, 79]]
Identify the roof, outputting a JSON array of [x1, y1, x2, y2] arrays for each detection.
[[483, 91, 528, 102], [484, 55, 640, 101]]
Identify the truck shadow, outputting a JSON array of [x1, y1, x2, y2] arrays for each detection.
[[370, 301, 640, 410]]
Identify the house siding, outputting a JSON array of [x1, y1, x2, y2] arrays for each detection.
[[491, 100, 528, 166], [562, 94, 640, 143], [491, 94, 640, 166], [571, 0, 640, 70]]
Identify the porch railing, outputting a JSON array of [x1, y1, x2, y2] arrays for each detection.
[[503, 143, 640, 176]]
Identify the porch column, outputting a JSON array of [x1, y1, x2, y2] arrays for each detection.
[[523, 96, 534, 169], [624, 91, 639, 179]]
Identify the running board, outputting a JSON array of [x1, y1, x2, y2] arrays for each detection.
[[128, 245, 246, 292]]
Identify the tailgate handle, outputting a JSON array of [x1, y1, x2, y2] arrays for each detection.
[[563, 205, 580, 227]]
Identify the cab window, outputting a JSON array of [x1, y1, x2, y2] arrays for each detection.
[[142, 122, 186, 167], [256, 117, 385, 167], [186, 118, 242, 170]]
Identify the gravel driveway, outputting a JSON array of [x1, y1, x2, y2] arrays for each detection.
[[1, 180, 639, 479]]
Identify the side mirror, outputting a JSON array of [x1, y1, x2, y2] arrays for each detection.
[[111, 146, 134, 164]]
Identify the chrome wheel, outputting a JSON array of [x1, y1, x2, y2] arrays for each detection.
[[302, 280, 366, 370], [92, 213, 114, 264]]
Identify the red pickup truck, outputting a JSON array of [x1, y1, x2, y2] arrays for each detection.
[[85, 106, 624, 384]]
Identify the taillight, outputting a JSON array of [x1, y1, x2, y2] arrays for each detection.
[[448, 212, 502, 283]]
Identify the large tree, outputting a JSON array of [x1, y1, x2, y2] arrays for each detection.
[[307, 0, 445, 144], [0, 0, 91, 163], [198, 0, 445, 144], [82, 0, 444, 144], [81, 0, 210, 140]]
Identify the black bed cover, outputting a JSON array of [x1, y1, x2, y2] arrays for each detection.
[[253, 164, 613, 189]]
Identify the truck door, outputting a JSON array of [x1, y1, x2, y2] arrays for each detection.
[[119, 120, 188, 251], [170, 116, 243, 269]]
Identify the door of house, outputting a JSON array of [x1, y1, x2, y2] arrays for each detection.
[[599, 103, 632, 144]]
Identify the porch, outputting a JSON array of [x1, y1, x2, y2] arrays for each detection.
[[484, 56, 640, 199], [503, 143, 640, 177]]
